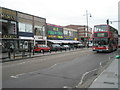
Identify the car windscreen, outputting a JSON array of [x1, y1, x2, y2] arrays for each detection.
[[52, 44, 61, 47], [38, 45, 48, 47]]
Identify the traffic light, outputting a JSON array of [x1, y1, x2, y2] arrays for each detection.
[[106, 19, 109, 24]]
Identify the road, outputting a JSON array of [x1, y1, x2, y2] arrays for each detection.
[[2, 48, 119, 88]]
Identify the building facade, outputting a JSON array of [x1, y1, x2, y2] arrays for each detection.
[[65, 25, 92, 43], [0, 7, 47, 60], [63, 27, 78, 41], [46, 24, 79, 45], [33, 16, 47, 45], [46, 23, 64, 40], [0, 7, 18, 54]]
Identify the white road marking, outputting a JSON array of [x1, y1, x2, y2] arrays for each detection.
[[76, 68, 98, 87], [19, 62, 26, 64], [94, 78, 98, 82], [49, 64, 57, 69], [63, 86, 68, 88], [10, 63, 58, 79], [100, 62, 102, 67], [10, 73, 26, 78]]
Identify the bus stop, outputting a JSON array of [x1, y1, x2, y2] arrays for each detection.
[[1, 39, 34, 62]]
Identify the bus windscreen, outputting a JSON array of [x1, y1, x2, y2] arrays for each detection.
[[93, 38, 108, 46], [94, 25, 108, 32]]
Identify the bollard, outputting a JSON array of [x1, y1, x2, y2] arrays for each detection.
[[49, 50, 51, 53], [42, 50, 44, 54]]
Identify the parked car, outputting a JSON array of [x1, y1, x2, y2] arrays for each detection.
[[34, 44, 50, 53], [68, 45, 75, 49], [49, 44, 62, 51], [77, 43, 85, 48], [61, 45, 70, 50], [88, 42, 93, 47]]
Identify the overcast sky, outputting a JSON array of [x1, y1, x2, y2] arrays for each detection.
[[0, 0, 119, 29]]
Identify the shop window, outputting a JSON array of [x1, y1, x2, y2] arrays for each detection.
[[19, 23, 26, 32], [34, 26, 43, 36], [8, 21, 17, 34], [26, 24, 32, 33], [23, 41, 28, 49], [64, 30, 69, 36], [69, 31, 73, 36], [1, 19, 17, 35], [19, 41, 24, 49]]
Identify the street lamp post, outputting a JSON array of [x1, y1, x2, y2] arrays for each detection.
[[85, 10, 92, 48]]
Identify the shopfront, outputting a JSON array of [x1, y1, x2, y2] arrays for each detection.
[[1, 8, 34, 61], [47, 24, 64, 40], [0, 7, 18, 61], [34, 16, 47, 45], [18, 12, 34, 49], [46, 24, 64, 45]]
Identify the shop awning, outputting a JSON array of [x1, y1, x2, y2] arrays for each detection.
[[19, 36, 34, 40], [48, 40, 80, 44], [47, 40, 62, 43], [64, 40, 80, 43]]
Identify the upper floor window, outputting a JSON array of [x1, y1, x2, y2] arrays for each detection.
[[1, 19, 17, 35], [34, 26, 43, 36], [19, 22, 32, 33]]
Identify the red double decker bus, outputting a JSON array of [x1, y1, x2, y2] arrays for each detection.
[[92, 24, 118, 52], [118, 36, 120, 48]]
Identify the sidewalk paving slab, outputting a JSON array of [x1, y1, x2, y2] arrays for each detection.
[[89, 59, 118, 88]]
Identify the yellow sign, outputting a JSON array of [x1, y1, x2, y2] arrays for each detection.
[[2, 35, 17, 38], [74, 38, 77, 40], [57, 36, 63, 39], [53, 27, 58, 31], [48, 35, 57, 38], [0, 8, 16, 20]]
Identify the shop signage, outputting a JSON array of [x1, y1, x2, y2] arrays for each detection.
[[64, 36, 73, 40], [48, 31, 63, 36], [48, 35, 57, 38], [34, 36, 43, 40], [0, 13, 15, 20], [47, 24, 63, 39], [0, 8, 16, 20], [53, 27, 59, 31], [2, 35, 17, 38], [57, 36, 63, 39], [74, 38, 77, 40], [48, 35, 63, 39]]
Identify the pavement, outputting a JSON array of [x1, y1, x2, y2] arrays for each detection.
[[89, 57, 119, 88], [1, 48, 87, 62]]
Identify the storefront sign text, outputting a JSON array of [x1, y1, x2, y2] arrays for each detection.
[[2, 35, 17, 38]]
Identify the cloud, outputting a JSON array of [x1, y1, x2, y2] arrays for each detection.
[[1, 0, 119, 29]]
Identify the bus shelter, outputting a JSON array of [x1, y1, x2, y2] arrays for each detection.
[[1, 39, 34, 62]]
